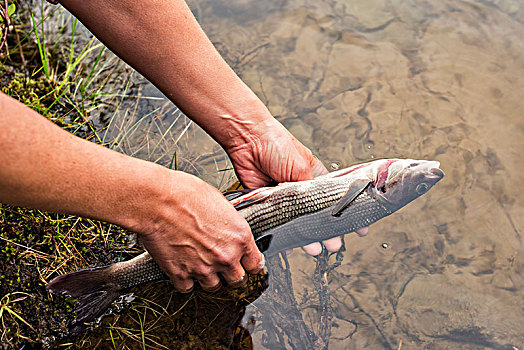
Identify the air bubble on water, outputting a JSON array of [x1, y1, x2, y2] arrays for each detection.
[[381, 243, 389, 249], [365, 141, 375, 159]]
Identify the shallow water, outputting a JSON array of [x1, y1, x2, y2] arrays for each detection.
[[104, 0, 523, 348]]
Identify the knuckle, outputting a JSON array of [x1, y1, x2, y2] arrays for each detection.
[[236, 218, 251, 234], [170, 267, 189, 281], [215, 251, 235, 267], [236, 228, 252, 245], [195, 266, 213, 278]]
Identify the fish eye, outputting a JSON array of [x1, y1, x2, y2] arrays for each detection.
[[416, 183, 429, 194]]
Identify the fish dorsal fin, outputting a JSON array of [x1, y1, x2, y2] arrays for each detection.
[[223, 189, 254, 201], [331, 179, 371, 217], [226, 187, 273, 210]]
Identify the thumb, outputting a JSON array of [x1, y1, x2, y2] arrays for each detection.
[[240, 235, 265, 274], [311, 156, 328, 177]]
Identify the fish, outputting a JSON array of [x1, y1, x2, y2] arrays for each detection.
[[46, 158, 444, 332]]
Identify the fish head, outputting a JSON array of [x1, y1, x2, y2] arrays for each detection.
[[373, 159, 444, 210]]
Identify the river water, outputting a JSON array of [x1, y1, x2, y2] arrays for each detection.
[[97, 0, 524, 349]]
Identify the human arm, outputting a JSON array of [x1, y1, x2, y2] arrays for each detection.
[[58, 0, 366, 254], [0, 92, 264, 291]]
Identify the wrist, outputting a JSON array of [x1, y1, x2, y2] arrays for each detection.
[[203, 98, 275, 153], [112, 163, 173, 236], [118, 166, 207, 238], [216, 109, 285, 156]]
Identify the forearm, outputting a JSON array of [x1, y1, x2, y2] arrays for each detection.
[[0, 92, 264, 287], [0, 92, 168, 232], [59, 0, 273, 151]]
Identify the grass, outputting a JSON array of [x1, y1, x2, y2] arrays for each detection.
[[0, 1, 246, 349], [0, 204, 137, 347], [0, 293, 35, 332]]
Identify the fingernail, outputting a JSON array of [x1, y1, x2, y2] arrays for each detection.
[[257, 255, 266, 272], [229, 274, 247, 289]]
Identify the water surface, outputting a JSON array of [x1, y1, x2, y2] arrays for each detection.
[[104, 0, 524, 348]]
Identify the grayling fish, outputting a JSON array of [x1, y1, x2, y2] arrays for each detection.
[[46, 159, 444, 332]]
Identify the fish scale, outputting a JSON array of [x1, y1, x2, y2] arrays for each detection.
[[109, 179, 359, 290], [112, 254, 165, 288], [242, 180, 350, 235], [110, 182, 388, 291]]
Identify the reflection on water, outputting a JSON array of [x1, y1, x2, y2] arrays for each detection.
[[106, 0, 523, 348]]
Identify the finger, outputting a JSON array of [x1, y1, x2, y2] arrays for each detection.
[[172, 276, 195, 294], [222, 263, 248, 288], [302, 242, 322, 256], [285, 249, 293, 255], [356, 226, 369, 237], [311, 157, 329, 177], [198, 273, 222, 293], [228, 274, 248, 289], [323, 236, 342, 252], [240, 237, 266, 274], [237, 168, 272, 189]]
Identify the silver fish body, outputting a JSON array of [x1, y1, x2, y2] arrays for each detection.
[[252, 185, 392, 253], [242, 158, 443, 253], [46, 158, 444, 331]]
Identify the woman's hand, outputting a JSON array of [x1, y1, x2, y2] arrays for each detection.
[[135, 171, 265, 292], [224, 118, 368, 255]]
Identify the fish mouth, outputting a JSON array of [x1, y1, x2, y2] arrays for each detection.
[[412, 161, 445, 181], [428, 167, 445, 180]]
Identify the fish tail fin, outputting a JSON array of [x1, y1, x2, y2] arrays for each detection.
[[46, 266, 122, 333]]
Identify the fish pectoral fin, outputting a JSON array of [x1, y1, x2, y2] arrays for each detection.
[[331, 179, 371, 217], [255, 233, 273, 253]]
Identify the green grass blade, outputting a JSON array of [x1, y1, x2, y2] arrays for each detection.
[[5, 305, 35, 330], [82, 46, 106, 97], [150, 111, 183, 162], [168, 151, 177, 170], [31, 13, 49, 79], [1, 6, 60, 64]]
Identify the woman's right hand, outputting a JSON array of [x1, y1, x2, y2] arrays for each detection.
[[134, 170, 265, 292]]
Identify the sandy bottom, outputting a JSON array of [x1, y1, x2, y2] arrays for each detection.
[[109, 0, 524, 348]]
